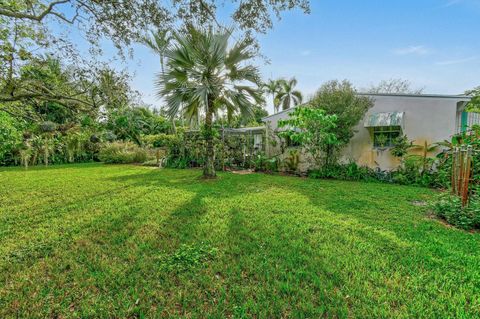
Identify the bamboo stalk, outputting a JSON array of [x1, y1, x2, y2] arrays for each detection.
[[459, 147, 465, 197], [451, 148, 457, 195], [462, 146, 473, 207]]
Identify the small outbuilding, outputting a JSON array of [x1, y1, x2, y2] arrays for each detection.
[[262, 93, 473, 171]]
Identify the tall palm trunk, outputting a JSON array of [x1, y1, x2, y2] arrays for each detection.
[[283, 97, 290, 111], [161, 54, 177, 135], [203, 96, 216, 178], [273, 94, 280, 114], [44, 137, 49, 167]]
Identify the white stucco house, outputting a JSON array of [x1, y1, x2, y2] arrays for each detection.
[[262, 93, 474, 171]]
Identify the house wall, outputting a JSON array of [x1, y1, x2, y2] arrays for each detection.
[[264, 95, 470, 172]]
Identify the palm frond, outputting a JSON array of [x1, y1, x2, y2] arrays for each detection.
[[291, 90, 303, 105], [155, 25, 259, 128]]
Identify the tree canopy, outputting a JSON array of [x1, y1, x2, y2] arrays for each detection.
[[366, 78, 424, 95], [308, 80, 373, 166], [466, 86, 480, 112], [278, 107, 338, 168], [277, 78, 303, 111], [1, 0, 310, 110]]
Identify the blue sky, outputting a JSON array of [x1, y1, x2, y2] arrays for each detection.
[[69, 0, 480, 114]]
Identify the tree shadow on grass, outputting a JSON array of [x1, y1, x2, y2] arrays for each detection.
[[5, 166, 480, 317], [220, 207, 349, 318], [159, 192, 209, 245], [105, 168, 272, 201], [107, 168, 480, 283], [105, 168, 420, 249]]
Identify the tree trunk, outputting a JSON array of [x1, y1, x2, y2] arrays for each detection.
[[160, 55, 165, 75], [283, 97, 290, 111], [44, 139, 49, 167], [325, 144, 333, 168], [203, 97, 216, 178]]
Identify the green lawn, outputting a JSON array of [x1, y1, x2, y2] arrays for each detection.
[[0, 163, 479, 318]]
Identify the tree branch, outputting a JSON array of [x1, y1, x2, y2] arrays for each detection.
[[0, 92, 94, 107], [0, 0, 71, 22], [0, 106, 38, 121], [198, 0, 223, 29]]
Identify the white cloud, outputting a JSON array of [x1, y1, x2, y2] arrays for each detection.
[[440, 0, 480, 8], [435, 56, 477, 65], [300, 50, 312, 56], [392, 45, 430, 56], [442, 0, 462, 7]]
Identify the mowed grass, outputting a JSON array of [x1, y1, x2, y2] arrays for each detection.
[[0, 164, 479, 318]]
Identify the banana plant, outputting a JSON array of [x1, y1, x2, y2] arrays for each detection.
[[407, 140, 438, 174]]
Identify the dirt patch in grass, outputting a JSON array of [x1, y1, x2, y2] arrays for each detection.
[[230, 169, 255, 175]]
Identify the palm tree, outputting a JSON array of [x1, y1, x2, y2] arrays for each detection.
[[143, 29, 172, 74], [156, 26, 262, 178], [143, 29, 179, 133], [277, 78, 303, 111], [262, 79, 282, 113]]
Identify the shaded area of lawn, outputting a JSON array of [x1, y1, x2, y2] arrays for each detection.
[[0, 163, 479, 317]]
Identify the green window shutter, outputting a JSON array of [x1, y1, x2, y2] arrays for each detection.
[[461, 112, 468, 132]]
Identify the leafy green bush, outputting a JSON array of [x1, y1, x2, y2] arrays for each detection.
[[164, 155, 198, 169], [431, 193, 480, 230], [253, 154, 279, 173], [103, 131, 117, 142], [391, 135, 413, 158], [99, 142, 148, 164], [278, 107, 338, 168], [39, 121, 57, 133], [142, 133, 180, 148], [284, 149, 300, 173], [309, 162, 387, 182], [0, 112, 22, 163]]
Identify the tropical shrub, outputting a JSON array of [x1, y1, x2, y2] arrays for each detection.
[[390, 135, 413, 158], [142, 134, 180, 148], [99, 142, 148, 164], [0, 116, 102, 167], [163, 127, 268, 171], [309, 162, 386, 182], [283, 149, 300, 173], [431, 193, 480, 230], [253, 154, 279, 173], [0, 112, 22, 164], [278, 107, 338, 169], [308, 80, 374, 167], [391, 156, 429, 186], [103, 131, 117, 142]]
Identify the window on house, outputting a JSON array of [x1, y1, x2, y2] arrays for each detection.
[[285, 135, 301, 147], [373, 126, 401, 148]]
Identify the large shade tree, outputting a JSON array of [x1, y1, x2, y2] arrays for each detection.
[[366, 78, 424, 94], [0, 0, 309, 108], [308, 80, 373, 166], [156, 26, 263, 178]]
